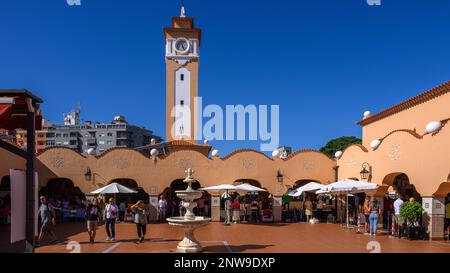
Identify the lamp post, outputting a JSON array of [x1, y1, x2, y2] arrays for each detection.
[[85, 168, 92, 181], [360, 162, 372, 181], [276, 169, 283, 183]]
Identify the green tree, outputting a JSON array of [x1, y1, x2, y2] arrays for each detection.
[[319, 136, 362, 158], [400, 201, 423, 224]]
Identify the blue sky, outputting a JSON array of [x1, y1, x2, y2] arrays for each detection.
[[1, 0, 449, 155]]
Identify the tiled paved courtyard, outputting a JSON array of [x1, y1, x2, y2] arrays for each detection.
[[3, 222, 450, 253]]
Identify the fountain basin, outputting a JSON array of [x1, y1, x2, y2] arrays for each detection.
[[167, 216, 211, 253], [175, 190, 203, 200], [167, 216, 211, 225]]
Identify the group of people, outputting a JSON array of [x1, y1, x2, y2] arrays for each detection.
[[86, 197, 149, 244], [287, 196, 331, 223], [356, 197, 382, 237], [34, 191, 450, 247], [287, 193, 417, 238], [356, 194, 417, 237], [224, 196, 242, 224], [156, 194, 209, 222], [37, 195, 150, 246], [223, 196, 271, 224], [38, 193, 213, 246], [39, 196, 94, 223]]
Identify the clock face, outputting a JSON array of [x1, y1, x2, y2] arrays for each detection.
[[175, 38, 189, 53]]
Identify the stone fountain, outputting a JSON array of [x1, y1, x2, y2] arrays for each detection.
[[166, 168, 211, 253]]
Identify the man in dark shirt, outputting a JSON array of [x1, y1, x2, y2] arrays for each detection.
[[85, 198, 100, 244]]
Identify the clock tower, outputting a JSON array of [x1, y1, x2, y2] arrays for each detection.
[[164, 4, 201, 142]]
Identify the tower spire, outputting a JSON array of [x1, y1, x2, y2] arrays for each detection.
[[180, 0, 186, 18]]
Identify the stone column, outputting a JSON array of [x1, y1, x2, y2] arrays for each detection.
[[211, 195, 221, 222], [422, 196, 445, 240], [148, 195, 159, 221], [273, 196, 282, 222], [193, 40, 198, 56]]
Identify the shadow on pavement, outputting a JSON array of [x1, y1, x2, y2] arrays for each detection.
[[240, 222, 288, 227], [204, 244, 274, 253], [0, 221, 89, 252], [0, 225, 25, 253]]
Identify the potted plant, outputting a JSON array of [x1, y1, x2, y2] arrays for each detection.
[[399, 201, 424, 240]]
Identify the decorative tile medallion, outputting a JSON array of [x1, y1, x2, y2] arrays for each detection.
[[51, 154, 64, 168], [114, 157, 130, 169], [242, 158, 254, 170], [389, 144, 401, 161], [302, 160, 314, 171], [178, 158, 192, 170], [347, 158, 356, 169]]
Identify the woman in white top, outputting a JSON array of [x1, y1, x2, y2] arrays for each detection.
[[158, 195, 168, 222], [104, 197, 119, 241]]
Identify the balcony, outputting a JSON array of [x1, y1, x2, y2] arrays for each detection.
[[86, 138, 96, 145]]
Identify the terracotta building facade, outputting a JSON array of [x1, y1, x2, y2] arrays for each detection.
[[335, 80, 450, 240]]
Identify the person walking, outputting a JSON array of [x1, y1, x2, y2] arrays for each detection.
[[104, 197, 119, 241], [232, 197, 240, 224], [393, 194, 404, 237], [131, 200, 148, 243], [369, 199, 382, 237], [158, 195, 168, 222], [36, 196, 58, 246], [85, 198, 100, 244]]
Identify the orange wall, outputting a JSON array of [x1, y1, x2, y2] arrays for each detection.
[[362, 92, 450, 148], [338, 92, 450, 197]]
